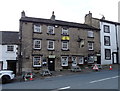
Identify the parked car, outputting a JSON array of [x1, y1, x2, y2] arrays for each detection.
[[70, 66, 81, 72], [0, 70, 15, 84]]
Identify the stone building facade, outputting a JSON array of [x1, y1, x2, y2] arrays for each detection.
[[85, 11, 120, 64], [19, 11, 100, 72]]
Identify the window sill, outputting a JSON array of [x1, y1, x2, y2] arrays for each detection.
[[61, 34, 69, 36], [88, 50, 94, 51], [33, 32, 42, 34], [61, 49, 70, 51], [87, 37, 94, 38], [47, 33, 55, 35], [47, 49, 55, 51], [33, 49, 41, 50]]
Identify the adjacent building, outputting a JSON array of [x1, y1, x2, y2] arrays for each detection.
[[0, 31, 19, 74], [19, 11, 100, 73], [85, 12, 120, 64], [118, 1, 120, 64]]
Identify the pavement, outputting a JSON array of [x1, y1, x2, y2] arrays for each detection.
[[13, 64, 119, 83]]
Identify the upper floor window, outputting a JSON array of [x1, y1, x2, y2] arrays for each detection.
[[33, 40, 41, 49], [47, 26, 54, 34], [88, 31, 94, 38], [62, 41, 69, 50], [7, 45, 14, 52], [34, 24, 41, 33], [88, 42, 94, 50], [62, 28, 69, 35], [104, 36, 110, 46], [47, 40, 54, 50], [33, 56, 42, 67], [105, 49, 111, 60], [61, 56, 68, 66], [104, 25, 110, 33]]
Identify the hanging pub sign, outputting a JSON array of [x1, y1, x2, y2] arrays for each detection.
[[62, 36, 70, 40]]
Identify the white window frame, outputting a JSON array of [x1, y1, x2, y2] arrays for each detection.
[[33, 56, 42, 67], [88, 56, 94, 63], [72, 56, 77, 66], [104, 25, 110, 33], [104, 36, 110, 46], [78, 56, 84, 64], [88, 42, 94, 50], [47, 26, 54, 34], [62, 41, 68, 50], [88, 31, 94, 37], [47, 40, 54, 50], [61, 56, 68, 66], [62, 28, 69, 35], [34, 25, 41, 33], [33, 40, 41, 49], [7, 45, 14, 52], [105, 49, 111, 60]]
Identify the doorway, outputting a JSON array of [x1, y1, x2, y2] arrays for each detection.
[[48, 58, 55, 71], [112, 53, 118, 64], [97, 56, 101, 64], [7, 60, 17, 74]]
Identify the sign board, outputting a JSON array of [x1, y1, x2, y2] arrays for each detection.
[[48, 55, 55, 58], [62, 36, 70, 40]]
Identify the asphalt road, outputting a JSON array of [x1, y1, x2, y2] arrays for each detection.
[[1, 69, 119, 91]]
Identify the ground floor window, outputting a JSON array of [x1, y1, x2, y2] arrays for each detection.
[[72, 56, 77, 66], [105, 49, 111, 60], [61, 56, 68, 66], [78, 56, 84, 64], [33, 56, 42, 67], [88, 56, 94, 63]]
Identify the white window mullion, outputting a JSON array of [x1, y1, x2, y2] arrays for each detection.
[[61, 56, 68, 66], [33, 56, 42, 67], [34, 40, 41, 49], [47, 40, 54, 50]]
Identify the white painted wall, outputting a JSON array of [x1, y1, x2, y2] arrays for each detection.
[[117, 25, 120, 64], [0, 45, 18, 69], [100, 22, 117, 64]]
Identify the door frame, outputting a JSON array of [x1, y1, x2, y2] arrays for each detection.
[[48, 58, 55, 71]]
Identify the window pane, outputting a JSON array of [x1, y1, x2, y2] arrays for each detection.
[[33, 56, 41, 67], [78, 56, 84, 64], [104, 25, 110, 33], [88, 42, 93, 50], [88, 31, 94, 37], [62, 28, 68, 35], [104, 36, 110, 46], [62, 41, 68, 50], [7, 45, 14, 51], [48, 41, 54, 50], [34, 40, 41, 49], [48, 26, 54, 34], [72, 56, 77, 66], [61, 56, 68, 66], [34, 25, 41, 33], [105, 49, 111, 60]]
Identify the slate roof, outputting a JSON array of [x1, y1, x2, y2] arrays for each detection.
[[0, 31, 19, 45], [93, 18, 120, 25], [20, 17, 99, 30]]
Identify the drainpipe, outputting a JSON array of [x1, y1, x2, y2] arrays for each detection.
[[115, 24, 119, 64]]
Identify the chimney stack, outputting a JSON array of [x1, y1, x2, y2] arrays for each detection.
[[84, 11, 92, 25], [21, 10, 26, 17], [50, 11, 55, 21]]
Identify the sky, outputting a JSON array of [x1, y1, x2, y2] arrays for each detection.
[[0, 0, 119, 31]]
